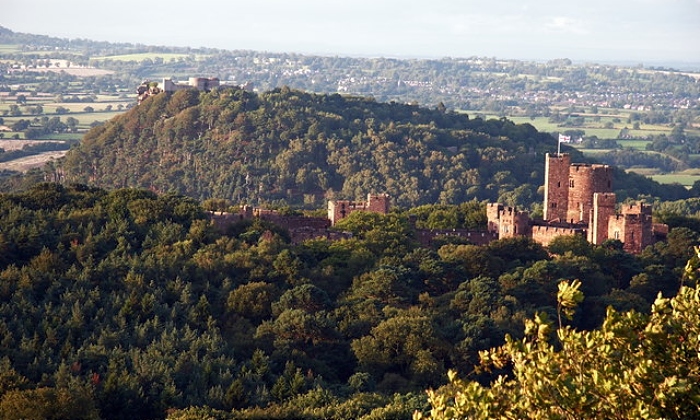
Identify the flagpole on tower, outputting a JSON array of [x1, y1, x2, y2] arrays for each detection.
[[557, 133, 570, 156], [557, 134, 561, 156]]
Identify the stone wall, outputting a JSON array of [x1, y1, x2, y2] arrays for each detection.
[[328, 193, 390, 225], [531, 224, 586, 248]]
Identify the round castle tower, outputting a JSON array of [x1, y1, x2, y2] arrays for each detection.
[[567, 163, 612, 223]]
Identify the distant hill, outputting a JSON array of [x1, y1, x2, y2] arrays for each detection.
[[58, 87, 689, 208]]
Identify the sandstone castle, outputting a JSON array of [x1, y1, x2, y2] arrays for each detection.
[[487, 153, 667, 253], [211, 153, 666, 254]]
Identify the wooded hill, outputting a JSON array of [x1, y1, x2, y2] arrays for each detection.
[[0, 182, 696, 419], [57, 87, 689, 209]]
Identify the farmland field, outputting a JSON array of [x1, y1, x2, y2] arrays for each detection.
[[0, 139, 67, 151], [649, 173, 700, 187], [0, 151, 67, 172]]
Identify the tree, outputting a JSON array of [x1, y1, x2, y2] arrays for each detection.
[[417, 258, 700, 420], [547, 234, 592, 257], [65, 117, 79, 132]]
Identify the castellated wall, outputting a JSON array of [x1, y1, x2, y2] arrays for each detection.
[[162, 77, 220, 93], [497, 206, 531, 238], [365, 194, 390, 214], [489, 154, 664, 254], [531, 224, 586, 248], [543, 153, 571, 221], [328, 193, 390, 225], [566, 163, 613, 223], [608, 203, 654, 253], [486, 203, 531, 239]]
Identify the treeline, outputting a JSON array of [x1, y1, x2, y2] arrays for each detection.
[[0, 141, 71, 163], [57, 87, 689, 209], [0, 183, 697, 419]]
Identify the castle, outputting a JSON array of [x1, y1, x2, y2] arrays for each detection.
[[210, 193, 499, 247], [327, 194, 390, 226], [210, 153, 666, 253], [161, 77, 220, 93], [487, 153, 667, 253], [136, 77, 220, 104]]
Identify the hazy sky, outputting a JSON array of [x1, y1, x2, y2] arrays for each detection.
[[5, 0, 700, 64]]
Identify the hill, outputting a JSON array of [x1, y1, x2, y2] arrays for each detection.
[[2, 25, 699, 190], [58, 87, 690, 209]]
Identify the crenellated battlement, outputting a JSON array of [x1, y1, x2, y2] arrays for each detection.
[[327, 193, 390, 225], [486, 153, 666, 253]]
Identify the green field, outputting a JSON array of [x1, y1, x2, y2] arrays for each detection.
[[617, 140, 650, 150], [0, 44, 20, 53], [35, 133, 83, 141], [470, 110, 679, 141], [649, 174, 700, 187]]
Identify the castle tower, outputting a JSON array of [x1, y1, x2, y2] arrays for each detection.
[[327, 193, 390, 226], [608, 203, 654, 253], [497, 206, 531, 238], [589, 192, 616, 245], [543, 153, 571, 221], [567, 164, 613, 223], [366, 194, 390, 214], [486, 203, 504, 233]]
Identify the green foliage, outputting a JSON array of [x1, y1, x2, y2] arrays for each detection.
[[418, 276, 700, 420], [0, 184, 694, 418], [58, 87, 562, 208], [547, 234, 592, 257]]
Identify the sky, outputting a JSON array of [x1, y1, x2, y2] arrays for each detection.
[[4, 0, 700, 65]]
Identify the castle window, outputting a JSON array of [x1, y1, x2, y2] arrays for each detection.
[[614, 231, 620, 239], [570, 179, 575, 188], [557, 181, 561, 188]]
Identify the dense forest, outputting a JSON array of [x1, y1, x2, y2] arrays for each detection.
[[1, 26, 700, 419], [0, 182, 697, 419], [54, 87, 690, 210]]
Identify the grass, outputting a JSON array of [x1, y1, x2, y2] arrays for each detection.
[[469, 111, 676, 142], [0, 44, 20, 53], [625, 168, 700, 187], [35, 133, 83, 141], [617, 140, 650, 150], [649, 174, 700, 187]]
